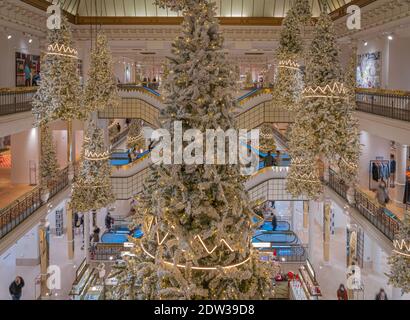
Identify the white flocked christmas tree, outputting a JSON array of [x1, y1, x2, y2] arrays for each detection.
[[84, 32, 119, 113], [71, 119, 115, 212], [274, 0, 311, 112], [32, 15, 84, 125], [287, 7, 360, 198], [39, 125, 59, 188], [110, 0, 274, 300], [388, 213, 410, 294]]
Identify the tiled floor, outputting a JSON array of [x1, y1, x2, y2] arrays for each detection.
[[0, 167, 34, 209]]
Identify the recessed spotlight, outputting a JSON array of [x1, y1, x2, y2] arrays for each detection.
[[7, 35, 12, 39], [29, 38, 33, 43], [364, 41, 368, 46], [388, 35, 393, 40]]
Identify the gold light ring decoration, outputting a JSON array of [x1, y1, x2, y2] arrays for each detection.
[[84, 149, 110, 161], [393, 239, 410, 258], [47, 43, 78, 59], [140, 243, 251, 271], [278, 59, 300, 71], [303, 82, 348, 99]]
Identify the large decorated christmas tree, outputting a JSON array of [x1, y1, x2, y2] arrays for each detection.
[[274, 0, 310, 111], [71, 119, 115, 212], [337, 49, 361, 185], [287, 7, 360, 198], [32, 16, 84, 125], [127, 120, 145, 151], [111, 0, 273, 300], [388, 214, 410, 294], [84, 32, 119, 113], [39, 125, 59, 187]]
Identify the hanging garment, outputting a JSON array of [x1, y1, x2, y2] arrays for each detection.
[[372, 163, 379, 181], [377, 163, 383, 180], [390, 160, 396, 174], [403, 180, 410, 204], [382, 163, 390, 180]]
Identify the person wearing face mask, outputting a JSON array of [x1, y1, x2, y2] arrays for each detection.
[[337, 284, 348, 300]]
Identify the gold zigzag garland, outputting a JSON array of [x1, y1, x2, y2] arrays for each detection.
[[84, 149, 110, 161], [288, 173, 321, 183], [278, 59, 300, 71], [147, 216, 236, 255], [393, 239, 410, 258], [47, 43, 78, 59], [127, 134, 144, 143], [303, 82, 347, 99]]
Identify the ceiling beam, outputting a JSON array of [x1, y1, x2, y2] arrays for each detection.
[[74, 16, 284, 26], [19, 0, 378, 26], [20, 0, 76, 23], [330, 0, 378, 20]]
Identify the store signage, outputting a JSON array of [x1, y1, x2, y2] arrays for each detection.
[[252, 242, 271, 248], [123, 242, 135, 248]]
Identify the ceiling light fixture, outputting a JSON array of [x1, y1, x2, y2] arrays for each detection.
[[29, 38, 33, 43], [364, 41, 368, 46], [7, 35, 12, 39], [388, 35, 393, 40]]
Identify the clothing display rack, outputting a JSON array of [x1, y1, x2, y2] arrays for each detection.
[[369, 159, 390, 190]]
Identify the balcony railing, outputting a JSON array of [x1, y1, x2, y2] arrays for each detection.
[[3, 86, 410, 123], [356, 88, 410, 122], [327, 169, 401, 241], [0, 87, 36, 116], [0, 166, 69, 239], [91, 243, 127, 261]]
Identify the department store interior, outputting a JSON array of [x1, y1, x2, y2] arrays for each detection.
[[0, 0, 410, 301]]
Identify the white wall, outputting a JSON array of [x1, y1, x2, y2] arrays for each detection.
[[358, 130, 391, 191], [0, 245, 17, 300], [387, 38, 410, 91], [0, 30, 41, 87], [52, 130, 68, 169], [11, 127, 39, 185], [15, 224, 40, 266], [355, 36, 410, 90]]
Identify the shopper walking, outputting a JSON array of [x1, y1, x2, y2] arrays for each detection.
[[271, 214, 277, 231], [276, 150, 281, 166], [375, 288, 388, 300], [105, 212, 114, 232], [264, 151, 275, 168], [337, 284, 348, 300], [24, 62, 31, 86], [375, 181, 389, 206], [9, 276, 25, 300]]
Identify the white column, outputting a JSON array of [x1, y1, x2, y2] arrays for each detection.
[[10, 128, 40, 185], [303, 201, 309, 229], [290, 201, 295, 230], [308, 200, 316, 259], [394, 143, 407, 207], [323, 198, 331, 263], [84, 212, 91, 262]]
